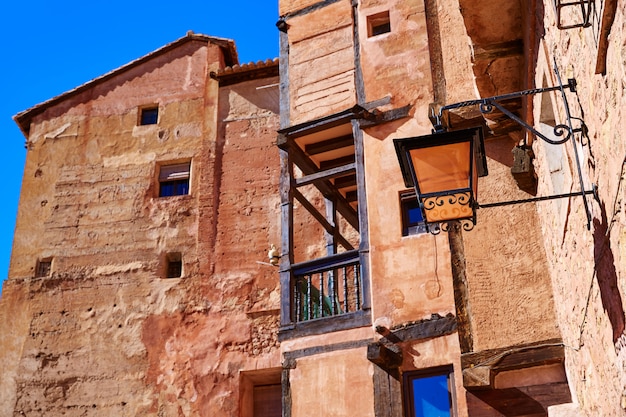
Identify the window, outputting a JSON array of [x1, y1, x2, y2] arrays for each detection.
[[403, 367, 456, 417], [139, 106, 159, 125], [400, 191, 427, 236], [35, 258, 52, 277], [368, 11, 391, 37], [165, 252, 182, 278], [159, 162, 190, 197]]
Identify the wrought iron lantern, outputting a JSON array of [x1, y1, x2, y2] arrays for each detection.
[[394, 68, 598, 234], [394, 127, 487, 233]]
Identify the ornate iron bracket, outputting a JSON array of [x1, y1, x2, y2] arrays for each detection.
[[429, 64, 595, 231]]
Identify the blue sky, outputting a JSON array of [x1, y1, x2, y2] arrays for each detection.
[[0, 1, 279, 293]]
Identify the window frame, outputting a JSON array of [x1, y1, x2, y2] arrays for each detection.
[[400, 190, 427, 236], [35, 258, 52, 277], [139, 105, 159, 126], [367, 11, 391, 37], [158, 161, 191, 198], [402, 366, 457, 417], [165, 252, 182, 278]]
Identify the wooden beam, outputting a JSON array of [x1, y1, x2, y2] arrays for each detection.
[[448, 221, 474, 353], [293, 189, 354, 251], [295, 163, 355, 187], [320, 155, 356, 171], [461, 339, 565, 390], [281, 139, 359, 230], [367, 342, 402, 371], [279, 148, 294, 326], [334, 174, 357, 189], [304, 134, 354, 155]]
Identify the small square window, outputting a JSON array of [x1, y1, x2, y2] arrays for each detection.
[[35, 258, 52, 277], [400, 191, 427, 236], [139, 106, 159, 125], [165, 252, 182, 278], [403, 367, 456, 417], [159, 162, 190, 197], [368, 11, 391, 37]]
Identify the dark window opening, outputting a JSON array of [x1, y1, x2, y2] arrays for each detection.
[[368, 11, 391, 37], [400, 191, 427, 236], [159, 162, 190, 197], [403, 367, 455, 417], [35, 258, 52, 277], [166, 253, 182, 278], [140, 106, 159, 125]]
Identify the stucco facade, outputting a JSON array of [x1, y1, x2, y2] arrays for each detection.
[[2, 1, 626, 417], [1, 34, 281, 416]]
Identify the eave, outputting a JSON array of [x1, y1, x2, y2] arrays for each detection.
[[13, 31, 238, 137]]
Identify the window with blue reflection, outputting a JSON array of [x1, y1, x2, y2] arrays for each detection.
[[400, 191, 427, 236], [158, 162, 190, 197], [404, 368, 454, 417]]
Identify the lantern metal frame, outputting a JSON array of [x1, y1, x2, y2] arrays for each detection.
[[395, 65, 597, 234], [394, 127, 487, 234]]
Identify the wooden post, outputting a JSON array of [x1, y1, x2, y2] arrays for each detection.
[[447, 220, 474, 353], [279, 143, 294, 327]]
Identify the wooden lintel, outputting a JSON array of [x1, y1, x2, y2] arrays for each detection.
[[295, 163, 356, 187]]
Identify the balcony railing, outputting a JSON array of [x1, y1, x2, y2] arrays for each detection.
[[291, 250, 362, 322]]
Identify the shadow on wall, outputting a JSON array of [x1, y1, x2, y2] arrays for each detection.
[[593, 200, 625, 344]]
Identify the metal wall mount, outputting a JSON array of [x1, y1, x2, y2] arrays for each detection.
[[431, 64, 596, 231]]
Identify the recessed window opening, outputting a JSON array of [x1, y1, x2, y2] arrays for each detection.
[[165, 252, 182, 278], [240, 369, 282, 417], [139, 106, 159, 125], [35, 258, 52, 277], [403, 366, 455, 417], [159, 162, 190, 197], [400, 191, 427, 236], [368, 11, 391, 37]]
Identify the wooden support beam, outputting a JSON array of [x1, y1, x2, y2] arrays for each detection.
[[461, 339, 565, 390], [293, 189, 354, 251], [280, 138, 359, 230], [367, 342, 403, 371], [295, 163, 356, 187], [279, 148, 294, 326], [304, 134, 354, 155], [320, 155, 356, 171], [334, 174, 357, 189]]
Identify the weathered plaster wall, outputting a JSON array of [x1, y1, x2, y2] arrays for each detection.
[[285, 0, 357, 124], [281, 327, 375, 417], [531, 4, 626, 415], [0, 39, 282, 416], [358, 0, 433, 109]]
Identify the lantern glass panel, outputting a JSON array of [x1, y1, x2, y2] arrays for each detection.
[[408, 141, 471, 195]]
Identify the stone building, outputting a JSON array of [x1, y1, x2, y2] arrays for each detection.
[[1, 33, 282, 415], [276, 0, 625, 416], [2, 1, 626, 417]]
